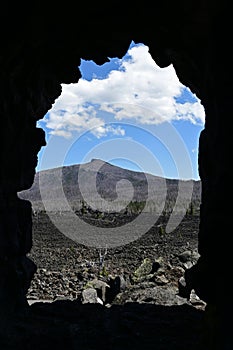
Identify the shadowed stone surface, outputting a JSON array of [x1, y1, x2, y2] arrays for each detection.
[[0, 1, 232, 349]]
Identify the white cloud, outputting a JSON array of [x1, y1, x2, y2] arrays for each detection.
[[91, 124, 125, 139], [41, 43, 205, 138], [49, 129, 72, 138], [175, 101, 205, 124]]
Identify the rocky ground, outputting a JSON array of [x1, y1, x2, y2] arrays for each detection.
[[27, 211, 204, 306], [1, 212, 210, 350]]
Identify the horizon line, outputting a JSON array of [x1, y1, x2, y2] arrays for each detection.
[[36, 158, 201, 182]]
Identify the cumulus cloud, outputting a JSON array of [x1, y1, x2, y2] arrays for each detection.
[[41, 43, 205, 138]]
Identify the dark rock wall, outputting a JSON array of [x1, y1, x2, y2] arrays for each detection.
[[0, 0, 230, 326]]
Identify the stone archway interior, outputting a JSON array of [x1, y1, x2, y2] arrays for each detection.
[[0, 2, 230, 322]]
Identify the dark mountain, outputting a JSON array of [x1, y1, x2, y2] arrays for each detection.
[[18, 158, 201, 213]]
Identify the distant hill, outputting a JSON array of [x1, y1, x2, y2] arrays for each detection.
[[18, 158, 201, 214]]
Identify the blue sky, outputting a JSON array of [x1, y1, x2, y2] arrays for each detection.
[[37, 41, 205, 180]]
